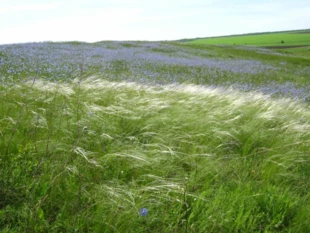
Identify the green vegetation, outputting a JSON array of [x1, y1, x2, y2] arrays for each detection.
[[188, 32, 310, 46], [186, 29, 310, 57], [1, 77, 309, 232], [281, 46, 310, 58], [0, 39, 310, 232]]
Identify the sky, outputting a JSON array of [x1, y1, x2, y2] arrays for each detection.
[[0, 0, 309, 44]]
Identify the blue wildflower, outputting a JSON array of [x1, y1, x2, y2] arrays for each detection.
[[139, 208, 148, 217]]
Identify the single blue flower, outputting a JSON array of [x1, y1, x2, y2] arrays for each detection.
[[139, 208, 148, 217]]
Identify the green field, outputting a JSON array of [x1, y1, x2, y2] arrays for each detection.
[[0, 39, 310, 232], [186, 29, 310, 48]]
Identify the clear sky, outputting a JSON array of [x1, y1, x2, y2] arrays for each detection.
[[0, 0, 309, 44]]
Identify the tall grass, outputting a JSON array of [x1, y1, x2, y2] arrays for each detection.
[[0, 77, 309, 232]]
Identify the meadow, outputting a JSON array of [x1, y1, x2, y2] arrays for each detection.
[[185, 29, 310, 57], [0, 40, 310, 232]]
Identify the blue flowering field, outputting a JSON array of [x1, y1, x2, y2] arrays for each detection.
[[1, 41, 309, 100], [0, 41, 309, 232]]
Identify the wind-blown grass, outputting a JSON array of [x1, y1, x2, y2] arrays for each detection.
[[1, 77, 309, 232]]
